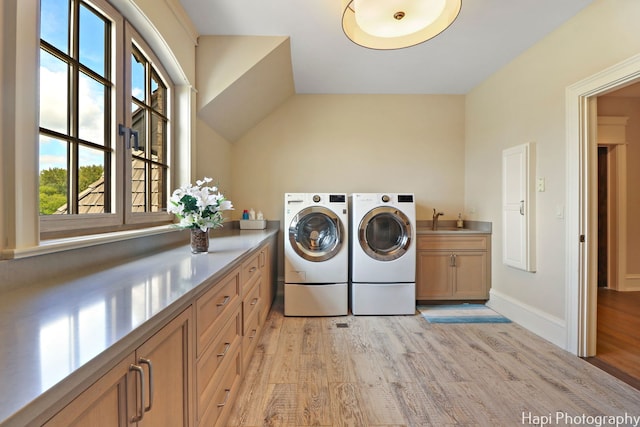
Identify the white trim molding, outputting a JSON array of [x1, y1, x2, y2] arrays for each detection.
[[487, 289, 567, 349], [565, 52, 640, 356]]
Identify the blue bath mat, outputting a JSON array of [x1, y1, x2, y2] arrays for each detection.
[[418, 304, 511, 324]]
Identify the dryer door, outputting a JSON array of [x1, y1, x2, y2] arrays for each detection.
[[289, 206, 343, 262], [358, 207, 412, 261]]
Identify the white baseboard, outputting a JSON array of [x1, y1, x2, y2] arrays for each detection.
[[620, 274, 640, 291], [487, 289, 568, 351]]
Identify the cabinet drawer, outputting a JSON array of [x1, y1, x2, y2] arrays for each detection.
[[242, 307, 261, 372], [199, 348, 242, 427], [196, 267, 241, 357], [243, 279, 261, 333], [417, 235, 488, 251], [196, 309, 242, 421], [241, 252, 261, 293]]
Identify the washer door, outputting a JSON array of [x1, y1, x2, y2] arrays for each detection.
[[358, 207, 412, 261], [289, 206, 343, 262]]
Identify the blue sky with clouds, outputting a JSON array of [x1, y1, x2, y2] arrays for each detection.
[[39, 0, 145, 171]]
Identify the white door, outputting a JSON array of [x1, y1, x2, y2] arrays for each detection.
[[502, 142, 535, 272]]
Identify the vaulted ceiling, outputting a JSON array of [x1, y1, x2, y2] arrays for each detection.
[[178, 0, 595, 140], [180, 0, 594, 94]]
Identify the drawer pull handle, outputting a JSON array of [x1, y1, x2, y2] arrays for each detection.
[[251, 297, 259, 306], [139, 358, 154, 413], [217, 295, 231, 307], [217, 389, 231, 407], [129, 364, 145, 422], [249, 266, 257, 273], [217, 343, 231, 358]]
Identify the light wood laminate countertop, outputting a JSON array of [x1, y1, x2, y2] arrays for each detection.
[[0, 228, 278, 427]]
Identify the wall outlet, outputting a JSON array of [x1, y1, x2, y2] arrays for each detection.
[[537, 177, 545, 192]]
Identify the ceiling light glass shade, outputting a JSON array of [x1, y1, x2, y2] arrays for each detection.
[[342, 0, 461, 49]]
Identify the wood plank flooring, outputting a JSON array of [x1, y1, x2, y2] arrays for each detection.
[[228, 296, 640, 426], [592, 288, 640, 386]]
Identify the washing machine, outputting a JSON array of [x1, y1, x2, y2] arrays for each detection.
[[284, 193, 349, 316], [350, 193, 416, 315]]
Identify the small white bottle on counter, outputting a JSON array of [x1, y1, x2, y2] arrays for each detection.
[[249, 208, 256, 220]]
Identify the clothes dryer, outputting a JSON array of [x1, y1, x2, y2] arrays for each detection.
[[350, 193, 416, 315], [284, 193, 349, 316]]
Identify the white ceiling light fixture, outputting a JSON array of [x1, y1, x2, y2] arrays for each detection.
[[342, 0, 461, 50]]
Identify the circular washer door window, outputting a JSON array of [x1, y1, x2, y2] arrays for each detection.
[[289, 206, 343, 262], [358, 207, 412, 261]]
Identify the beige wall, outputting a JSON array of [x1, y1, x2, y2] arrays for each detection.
[[131, 0, 197, 84], [465, 0, 640, 339], [195, 118, 233, 194], [226, 94, 466, 224], [598, 95, 640, 273]]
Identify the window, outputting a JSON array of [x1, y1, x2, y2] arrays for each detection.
[[129, 44, 169, 215], [39, 0, 172, 237]]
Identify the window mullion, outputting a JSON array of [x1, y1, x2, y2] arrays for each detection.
[[69, 1, 80, 215]]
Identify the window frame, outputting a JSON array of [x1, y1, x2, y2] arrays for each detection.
[[2, 0, 193, 257], [124, 24, 173, 227], [38, 0, 174, 239]]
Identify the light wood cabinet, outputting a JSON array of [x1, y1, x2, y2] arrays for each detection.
[[195, 267, 242, 427], [43, 356, 131, 427], [416, 234, 491, 301], [136, 308, 193, 427], [195, 241, 274, 427], [44, 307, 193, 427], [42, 237, 276, 427], [240, 249, 264, 373], [259, 241, 276, 324], [195, 267, 241, 358]]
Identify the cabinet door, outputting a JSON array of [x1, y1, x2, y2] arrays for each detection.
[[137, 307, 192, 427], [416, 251, 453, 298], [43, 356, 134, 427], [259, 244, 273, 323], [453, 252, 488, 299]]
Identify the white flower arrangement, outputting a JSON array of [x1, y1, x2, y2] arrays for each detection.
[[168, 177, 233, 231]]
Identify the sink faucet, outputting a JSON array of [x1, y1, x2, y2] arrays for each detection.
[[432, 209, 444, 230]]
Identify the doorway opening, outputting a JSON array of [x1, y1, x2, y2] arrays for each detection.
[[590, 89, 640, 389], [565, 52, 640, 361]]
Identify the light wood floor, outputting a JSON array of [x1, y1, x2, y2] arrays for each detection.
[[593, 288, 640, 386], [228, 296, 640, 427]]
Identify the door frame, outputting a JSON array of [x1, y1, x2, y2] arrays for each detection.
[[566, 53, 640, 356]]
